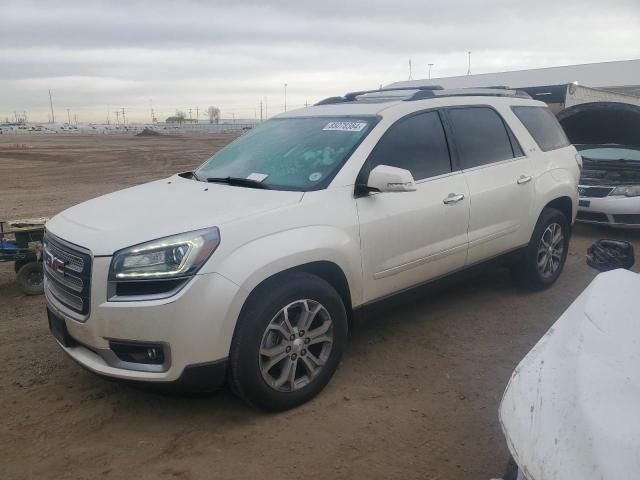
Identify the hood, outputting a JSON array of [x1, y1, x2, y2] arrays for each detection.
[[46, 174, 303, 255], [500, 269, 640, 480]]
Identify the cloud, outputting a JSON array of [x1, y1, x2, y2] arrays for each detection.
[[1, 0, 638, 121]]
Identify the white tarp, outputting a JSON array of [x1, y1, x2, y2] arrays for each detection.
[[500, 269, 640, 479]]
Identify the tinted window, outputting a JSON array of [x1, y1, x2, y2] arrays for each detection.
[[448, 107, 515, 169], [512, 106, 570, 152], [367, 111, 451, 181]]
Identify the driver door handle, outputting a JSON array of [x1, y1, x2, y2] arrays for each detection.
[[443, 193, 465, 205], [517, 175, 532, 185]]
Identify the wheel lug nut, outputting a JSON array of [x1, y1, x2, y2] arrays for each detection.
[[304, 337, 310, 344], [301, 349, 306, 356], [291, 354, 297, 360], [299, 330, 305, 336], [289, 334, 295, 340], [286, 346, 292, 353]]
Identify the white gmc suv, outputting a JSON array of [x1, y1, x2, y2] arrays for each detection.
[[44, 86, 580, 410]]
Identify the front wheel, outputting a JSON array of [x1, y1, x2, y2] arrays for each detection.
[[16, 261, 44, 295], [511, 207, 570, 291], [228, 272, 348, 411]]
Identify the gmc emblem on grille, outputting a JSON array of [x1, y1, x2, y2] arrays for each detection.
[[45, 250, 65, 273]]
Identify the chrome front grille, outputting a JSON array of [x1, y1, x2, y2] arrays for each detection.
[[43, 232, 92, 317]]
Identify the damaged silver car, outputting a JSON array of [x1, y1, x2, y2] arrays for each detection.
[[576, 144, 640, 227]]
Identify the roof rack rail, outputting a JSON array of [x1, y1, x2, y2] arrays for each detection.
[[344, 85, 443, 101], [406, 87, 532, 101], [315, 85, 443, 105], [315, 85, 531, 106]]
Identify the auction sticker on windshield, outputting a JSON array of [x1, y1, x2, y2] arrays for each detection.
[[322, 121, 368, 132], [246, 172, 268, 182]]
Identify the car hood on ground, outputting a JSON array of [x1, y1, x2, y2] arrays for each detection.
[[46, 174, 303, 255], [500, 269, 640, 480]]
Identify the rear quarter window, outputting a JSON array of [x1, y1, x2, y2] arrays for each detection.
[[512, 106, 570, 152]]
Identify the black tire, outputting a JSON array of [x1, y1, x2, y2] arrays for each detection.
[[503, 456, 519, 480], [511, 207, 570, 291], [228, 272, 348, 411], [16, 261, 44, 295], [14, 253, 37, 273]]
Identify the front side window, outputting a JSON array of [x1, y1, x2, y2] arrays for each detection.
[[195, 117, 375, 191], [366, 111, 452, 181], [512, 106, 570, 152], [447, 107, 515, 169]]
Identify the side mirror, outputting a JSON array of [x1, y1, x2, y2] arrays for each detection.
[[366, 165, 416, 193]]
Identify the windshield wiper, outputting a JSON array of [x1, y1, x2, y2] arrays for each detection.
[[206, 176, 271, 189]]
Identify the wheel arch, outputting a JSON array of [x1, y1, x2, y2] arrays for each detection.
[[544, 196, 573, 224], [239, 261, 354, 327]]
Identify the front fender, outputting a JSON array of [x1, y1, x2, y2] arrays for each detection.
[[215, 225, 363, 306]]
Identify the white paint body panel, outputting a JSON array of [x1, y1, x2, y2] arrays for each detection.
[[45, 95, 579, 382], [500, 269, 640, 480], [356, 172, 469, 302]]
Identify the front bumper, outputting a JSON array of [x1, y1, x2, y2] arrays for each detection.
[[46, 255, 245, 387], [576, 194, 640, 228]]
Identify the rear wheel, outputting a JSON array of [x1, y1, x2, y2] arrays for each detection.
[[511, 207, 569, 290], [16, 261, 44, 295], [228, 272, 348, 411]]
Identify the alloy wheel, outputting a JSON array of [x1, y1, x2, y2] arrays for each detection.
[[537, 222, 564, 278], [259, 299, 334, 392]]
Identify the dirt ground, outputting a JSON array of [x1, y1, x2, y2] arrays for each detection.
[[1, 134, 639, 480]]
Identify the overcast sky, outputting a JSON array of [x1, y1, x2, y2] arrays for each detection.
[[1, 0, 639, 123]]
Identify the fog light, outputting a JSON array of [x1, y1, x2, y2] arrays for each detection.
[[147, 347, 159, 360], [110, 341, 165, 365]]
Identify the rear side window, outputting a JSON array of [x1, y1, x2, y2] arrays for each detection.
[[512, 106, 570, 152], [367, 111, 451, 181], [447, 107, 515, 169]]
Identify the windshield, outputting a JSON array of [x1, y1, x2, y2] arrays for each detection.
[[195, 117, 375, 191], [576, 144, 640, 161]]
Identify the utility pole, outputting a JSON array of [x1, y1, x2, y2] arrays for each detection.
[[74, 113, 77, 125], [115, 110, 120, 125], [48, 89, 55, 123], [188, 108, 192, 122], [66, 108, 71, 124], [196, 106, 199, 124], [107, 105, 111, 125], [428, 63, 434, 79], [149, 99, 156, 124], [260, 99, 263, 122], [467, 51, 472, 75], [408, 59, 413, 80], [284, 84, 288, 112], [121, 107, 126, 125]]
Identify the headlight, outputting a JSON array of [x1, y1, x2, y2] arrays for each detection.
[[110, 227, 220, 280], [610, 185, 640, 197]]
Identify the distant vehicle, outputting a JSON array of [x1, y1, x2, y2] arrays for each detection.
[[576, 144, 640, 227], [44, 86, 579, 410], [500, 268, 640, 480]]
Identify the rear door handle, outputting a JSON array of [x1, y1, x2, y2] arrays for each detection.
[[517, 175, 532, 185], [443, 193, 465, 204]]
